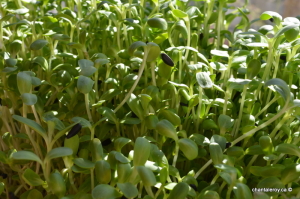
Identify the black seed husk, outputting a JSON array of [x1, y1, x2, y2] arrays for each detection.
[[0, 172, 7, 179], [189, 184, 197, 191], [102, 138, 112, 146], [34, 86, 40, 91], [269, 18, 274, 22], [161, 53, 174, 66], [225, 142, 231, 148], [180, 102, 188, 107], [9, 192, 18, 199], [66, 123, 82, 139], [280, 54, 286, 61], [199, 33, 204, 40]]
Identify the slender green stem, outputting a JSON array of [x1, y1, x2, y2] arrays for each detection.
[[145, 186, 154, 198], [245, 155, 258, 177], [45, 90, 58, 107], [232, 85, 247, 137], [84, 93, 93, 123], [91, 128, 95, 140], [114, 49, 149, 113], [44, 161, 52, 184], [76, 0, 82, 19], [265, 51, 281, 112], [269, 110, 292, 139], [150, 61, 156, 86], [94, 66, 99, 100], [70, 26, 75, 42], [116, 22, 121, 50], [168, 28, 175, 47], [144, 62, 148, 86], [219, 181, 226, 195], [138, 182, 143, 198], [103, 64, 112, 93], [216, 1, 224, 49], [14, 185, 24, 196], [154, 184, 164, 199], [90, 0, 96, 10], [91, 168, 95, 190], [255, 40, 273, 101], [194, 159, 212, 179], [68, 168, 78, 192], [195, 86, 203, 133], [22, 105, 42, 158], [0, 23, 5, 51], [183, 18, 191, 65], [210, 173, 219, 185], [226, 184, 234, 199], [178, 50, 183, 83], [222, 57, 232, 90], [254, 96, 280, 119], [183, 108, 191, 129], [116, 122, 121, 137], [202, 0, 214, 48], [31, 105, 41, 125], [172, 143, 179, 167]]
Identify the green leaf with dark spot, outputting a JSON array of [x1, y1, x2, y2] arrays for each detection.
[[196, 72, 213, 88]]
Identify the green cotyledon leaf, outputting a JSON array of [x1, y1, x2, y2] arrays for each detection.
[[178, 138, 198, 160], [133, 137, 151, 166], [155, 119, 178, 141]]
